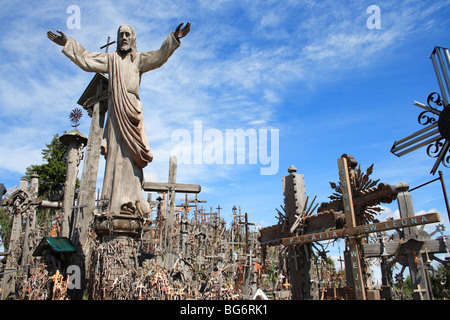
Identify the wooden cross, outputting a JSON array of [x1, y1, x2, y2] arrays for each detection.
[[202, 208, 214, 222], [413, 284, 427, 300], [238, 212, 254, 297], [216, 205, 222, 218], [232, 205, 245, 224], [176, 194, 191, 217], [361, 184, 450, 300], [337, 250, 345, 286], [290, 247, 303, 271], [143, 156, 201, 269], [283, 212, 440, 245], [391, 46, 450, 175], [282, 156, 442, 300], [188, 194, 206, 221], [239, 213, 255, 251], [100, 36, 116, 53]]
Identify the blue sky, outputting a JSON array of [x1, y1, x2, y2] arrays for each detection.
[[1, 1, 450, 271]]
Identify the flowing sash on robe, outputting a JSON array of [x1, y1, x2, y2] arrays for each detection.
[[107, 53, 153, 168]]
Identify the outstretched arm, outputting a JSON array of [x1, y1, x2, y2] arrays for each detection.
[[139, 23, 190, 74], [47, 29, 108, 74]]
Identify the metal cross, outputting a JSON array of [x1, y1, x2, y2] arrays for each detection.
[[391, 46, 450, 175], [100, 36, 116, 53]]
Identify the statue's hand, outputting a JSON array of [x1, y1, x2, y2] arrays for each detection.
[[174, 22, 190, 42], [47, 30, 68, 46]]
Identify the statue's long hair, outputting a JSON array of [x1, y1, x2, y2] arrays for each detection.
[[117, 24, 137, 61]]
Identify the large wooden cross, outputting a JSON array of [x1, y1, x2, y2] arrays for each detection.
[[143, 156, 201, 269], [282, 213, 440, 246], [361, 181, 449, 300], [282, 155, 440, 300], [391, 46, 450, 175], [280, 156, 441, 300]]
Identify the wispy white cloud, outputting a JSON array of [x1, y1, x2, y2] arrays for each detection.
[[1, 0, 450, 231]]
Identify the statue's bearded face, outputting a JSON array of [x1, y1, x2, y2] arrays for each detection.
[[118, 26, 133, 52]]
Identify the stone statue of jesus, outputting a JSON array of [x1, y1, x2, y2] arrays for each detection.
[[48, 23, 190, 216]]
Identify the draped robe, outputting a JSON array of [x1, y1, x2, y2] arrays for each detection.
[[62, 33, 180, 215]]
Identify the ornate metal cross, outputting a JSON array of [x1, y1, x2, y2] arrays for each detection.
[[391, 46, 450, 175]]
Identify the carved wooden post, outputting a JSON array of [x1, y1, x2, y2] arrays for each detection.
[[1, 179, 27, 299], [75, 74, 108, 248], [20, 174, 39, 268], [338, 155, 366, 300], [165, 155, 177, 269], [60, 129, 87, 238], [73, 74, 108, 288], [282, 165, 314, 300]]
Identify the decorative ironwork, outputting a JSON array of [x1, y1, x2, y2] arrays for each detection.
[[418, 92, 443, 126], [426, 138, 450, 168], [421, 91, 450, 172], [418, 111, 437, 125], [444, 156, 450, 168], [427, 92, 444, 110], [69, 107, 83, 128], [391, 46, 450, 175], [427, 138, 445, 158]]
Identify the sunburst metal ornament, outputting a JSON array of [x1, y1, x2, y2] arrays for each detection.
[[328, 163, 382, 225], [69, 107, 83, 128]]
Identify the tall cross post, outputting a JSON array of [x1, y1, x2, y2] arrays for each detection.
[[74, 71, 108, 286], [239, 212, 255, 297], [143, 156, 201, 269], [337, 155, 366, 300]]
